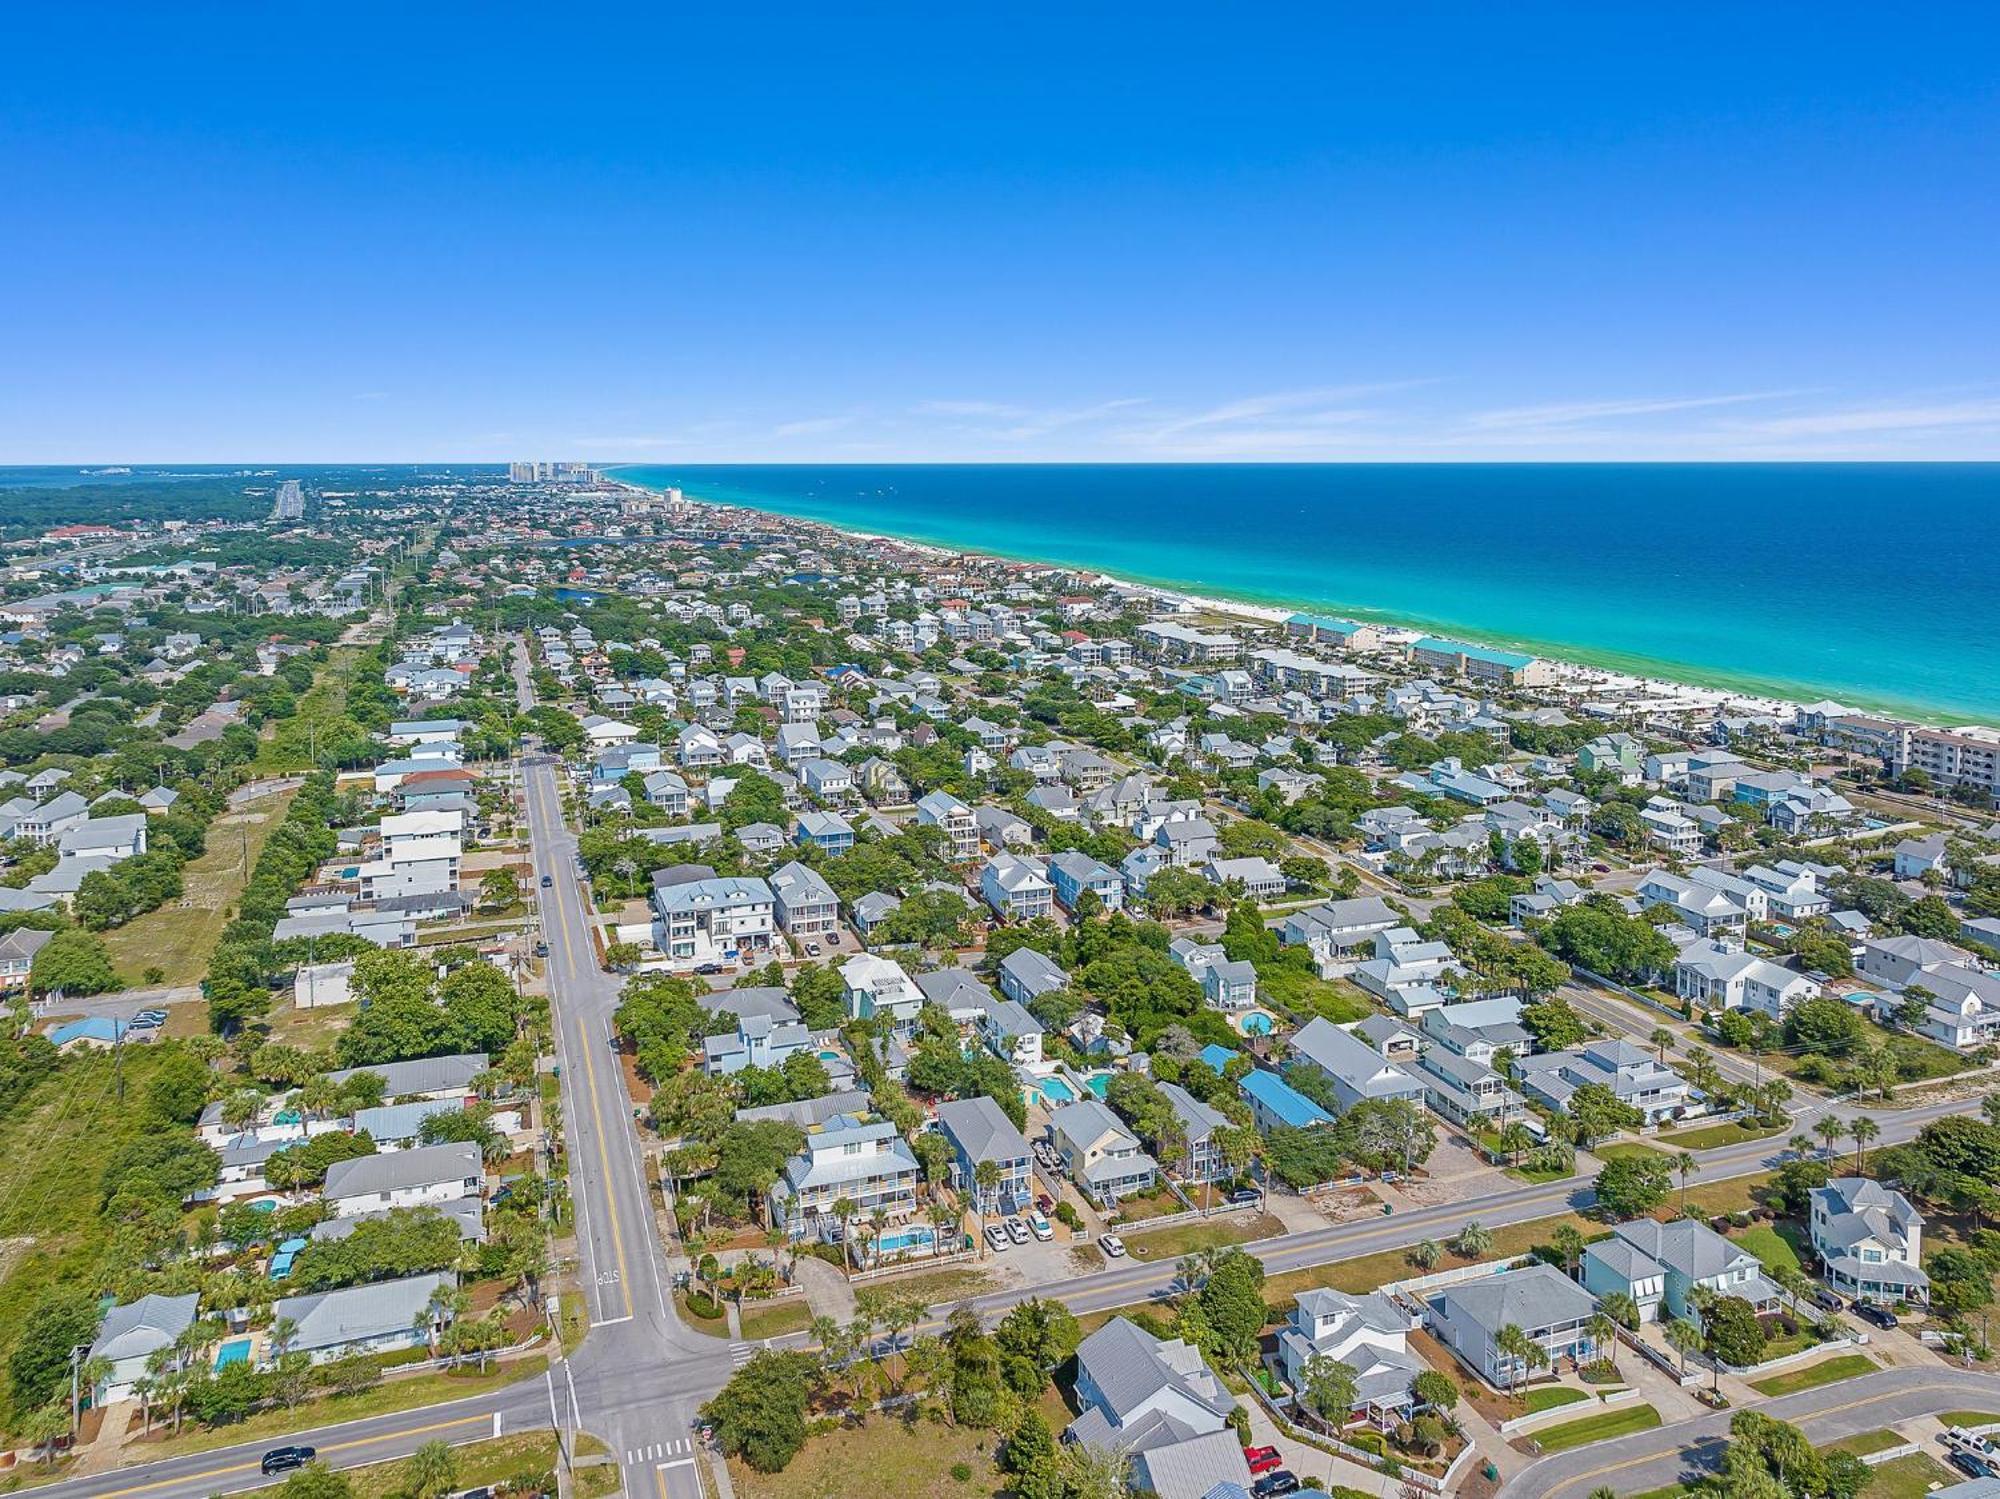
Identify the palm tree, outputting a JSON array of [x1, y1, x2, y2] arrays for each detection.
[[1816, 1115, 1848, 1161], [1452, 1220, 1493, 1259], [1588, 1311, 1618, 1373], [973, 1160, 1000, 1254], [1665, 1315, 1703, 1379], [1598, 1292, 1639, 1334], [1493, 1324, 1534, 1393], [269, 1315, 300, 1361], [1650, 1027, 1675, 1063], [868, 1206, 889, 1268], [831, 1196, 858, 1277], [927, 1199, 960, 1258], [1551, 1224, 1586, 1278], [403, 1441, 459, 1499], [1850, 1114, 1880, 1172], [1675, 1151, 1698, 1214], [1787, 1133, 1813, 1160], [1407, 1238, 1442, 1271], [1497, 1122, 1533, 1169]]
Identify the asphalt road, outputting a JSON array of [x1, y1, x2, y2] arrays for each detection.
[[30, 640, 1985, 1499], [1499, 1365, 2000, 1498]]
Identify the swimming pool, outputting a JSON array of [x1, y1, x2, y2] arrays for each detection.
[[874, 1226, 935, 1255], [214, 1338, 253, 1369], [1037, 1078, 1077, 1104], [1083, 1073, 1112, 1098], [818, 1050, 842, 1063], [1237, 1011, 1276, 1036]]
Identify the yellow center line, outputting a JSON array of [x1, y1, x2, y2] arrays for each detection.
[[1537, 1376, 1960, 1498], [538, 768, 635, 1321], [86, 1416, 490, 1499]]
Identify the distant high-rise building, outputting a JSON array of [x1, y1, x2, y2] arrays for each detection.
[[270, 479, 304, 521], [508, 461, 595, 484]]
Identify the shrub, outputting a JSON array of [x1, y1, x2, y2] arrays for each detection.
[[685, 1290, 724, 1320], [950, 1463, 973, 1482]]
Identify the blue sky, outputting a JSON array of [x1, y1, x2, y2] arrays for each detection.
[[4, 3, 1998, 462]]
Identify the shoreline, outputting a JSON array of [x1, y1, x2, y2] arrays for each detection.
[[603, 469, 1971, 728]]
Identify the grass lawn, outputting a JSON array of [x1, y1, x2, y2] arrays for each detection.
[[1123, 1212, 1284, 1262], [739, 1298, 813, 1341], [728, 1408, 1002, 1499], [1660, 1118, 1787, 1150], [1827, 1429, 1906, 1458], [1521, 1386, 1591, 1415], [1864, 1452, 1960, 1499], [1506, 1161, 1577, 1185], [1679, 1172, 1773, 1218], [1939, 1411, 2000, 1426], [346, 1432, 570, 1499], [1748, 1353, 1878, 1397], [1732, 1224, 1806, 1276], [874, 1266, 998, 1306], [129, 1359, 550, 1461], [1258, 968, 1373, 1024], [1264, 1209, 1601, 1310], [676, 1290, 731, 1339], [1107, 1185, 1186, 1225], [1529, 1403, 1661, 1453], [99, 782, 298, 987]]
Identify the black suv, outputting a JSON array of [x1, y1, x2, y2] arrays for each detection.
[[1252, 1473, 1300, 1499], [261, 1446, 317, 1475], [1855, 1302, 1899, 1329]]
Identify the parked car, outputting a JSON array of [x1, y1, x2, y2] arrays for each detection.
[[1229, 1188, 1260, 1205], [984, 1225, 1010, 1252], [540, 874, 553, 887], [1243, 1446, 1282, 1475], [1949, 1452, 1995, 1480], [1028, 1213, 1053, 1241], [804, 942, 821, 957], [1005, 1216, 1031, 1244], [1252, 1471, 1300, 1498], [261, 1448, 317, 1476], [1810, 1288, 1845, 1312], [1036, 1193, 1054, 1214], [533, 941, 549, 957], [1100, 1234, 1126, 1258], [1855, 1303, 1898, 1329], [1943, 1428, 1997, 1458]]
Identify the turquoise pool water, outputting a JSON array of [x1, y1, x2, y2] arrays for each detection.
[[1083, 1073, 1112, 1097], [1239, 1012, 1275, 1036], [875, 1226, 935, 1254], [1037, 1078, 1077, 1104], [818, 1050, 841, 1062], [215, 1338, 252, 1369]]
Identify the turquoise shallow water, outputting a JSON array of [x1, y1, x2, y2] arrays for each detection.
[[610, 463, 2000, 722]]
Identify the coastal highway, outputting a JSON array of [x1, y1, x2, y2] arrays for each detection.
[[1499, 1366, 2000, 1499]]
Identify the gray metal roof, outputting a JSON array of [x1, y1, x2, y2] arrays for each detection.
[[323, 1141, 481, 1200], [936, 1095, 1031, 1167]]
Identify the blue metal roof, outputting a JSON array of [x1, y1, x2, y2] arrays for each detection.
[[1237, 1068, 1333, 1128], [1197, 1043, 1240, 1074]]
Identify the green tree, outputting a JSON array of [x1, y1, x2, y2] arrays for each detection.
[[28, 928, 119, 997], [1593, 1152, 1673, 1219]]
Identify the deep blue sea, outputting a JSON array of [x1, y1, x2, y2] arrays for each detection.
[[608, 463, 2000, 722]]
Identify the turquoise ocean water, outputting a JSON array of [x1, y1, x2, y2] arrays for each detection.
[[607, 464, 2000, 722]]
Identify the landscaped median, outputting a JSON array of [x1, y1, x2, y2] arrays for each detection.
[[1747, 1352, 1878, 1397], [1524, 1401, 1662, 1453]]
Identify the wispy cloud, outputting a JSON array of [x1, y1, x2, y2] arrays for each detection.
[[773, 415, 856, 438], [1145, 382, 1427, 441], [915, 399, 1031, 418], [1732, 396, 2000, 438], [1468, 390, 1805, 430]]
